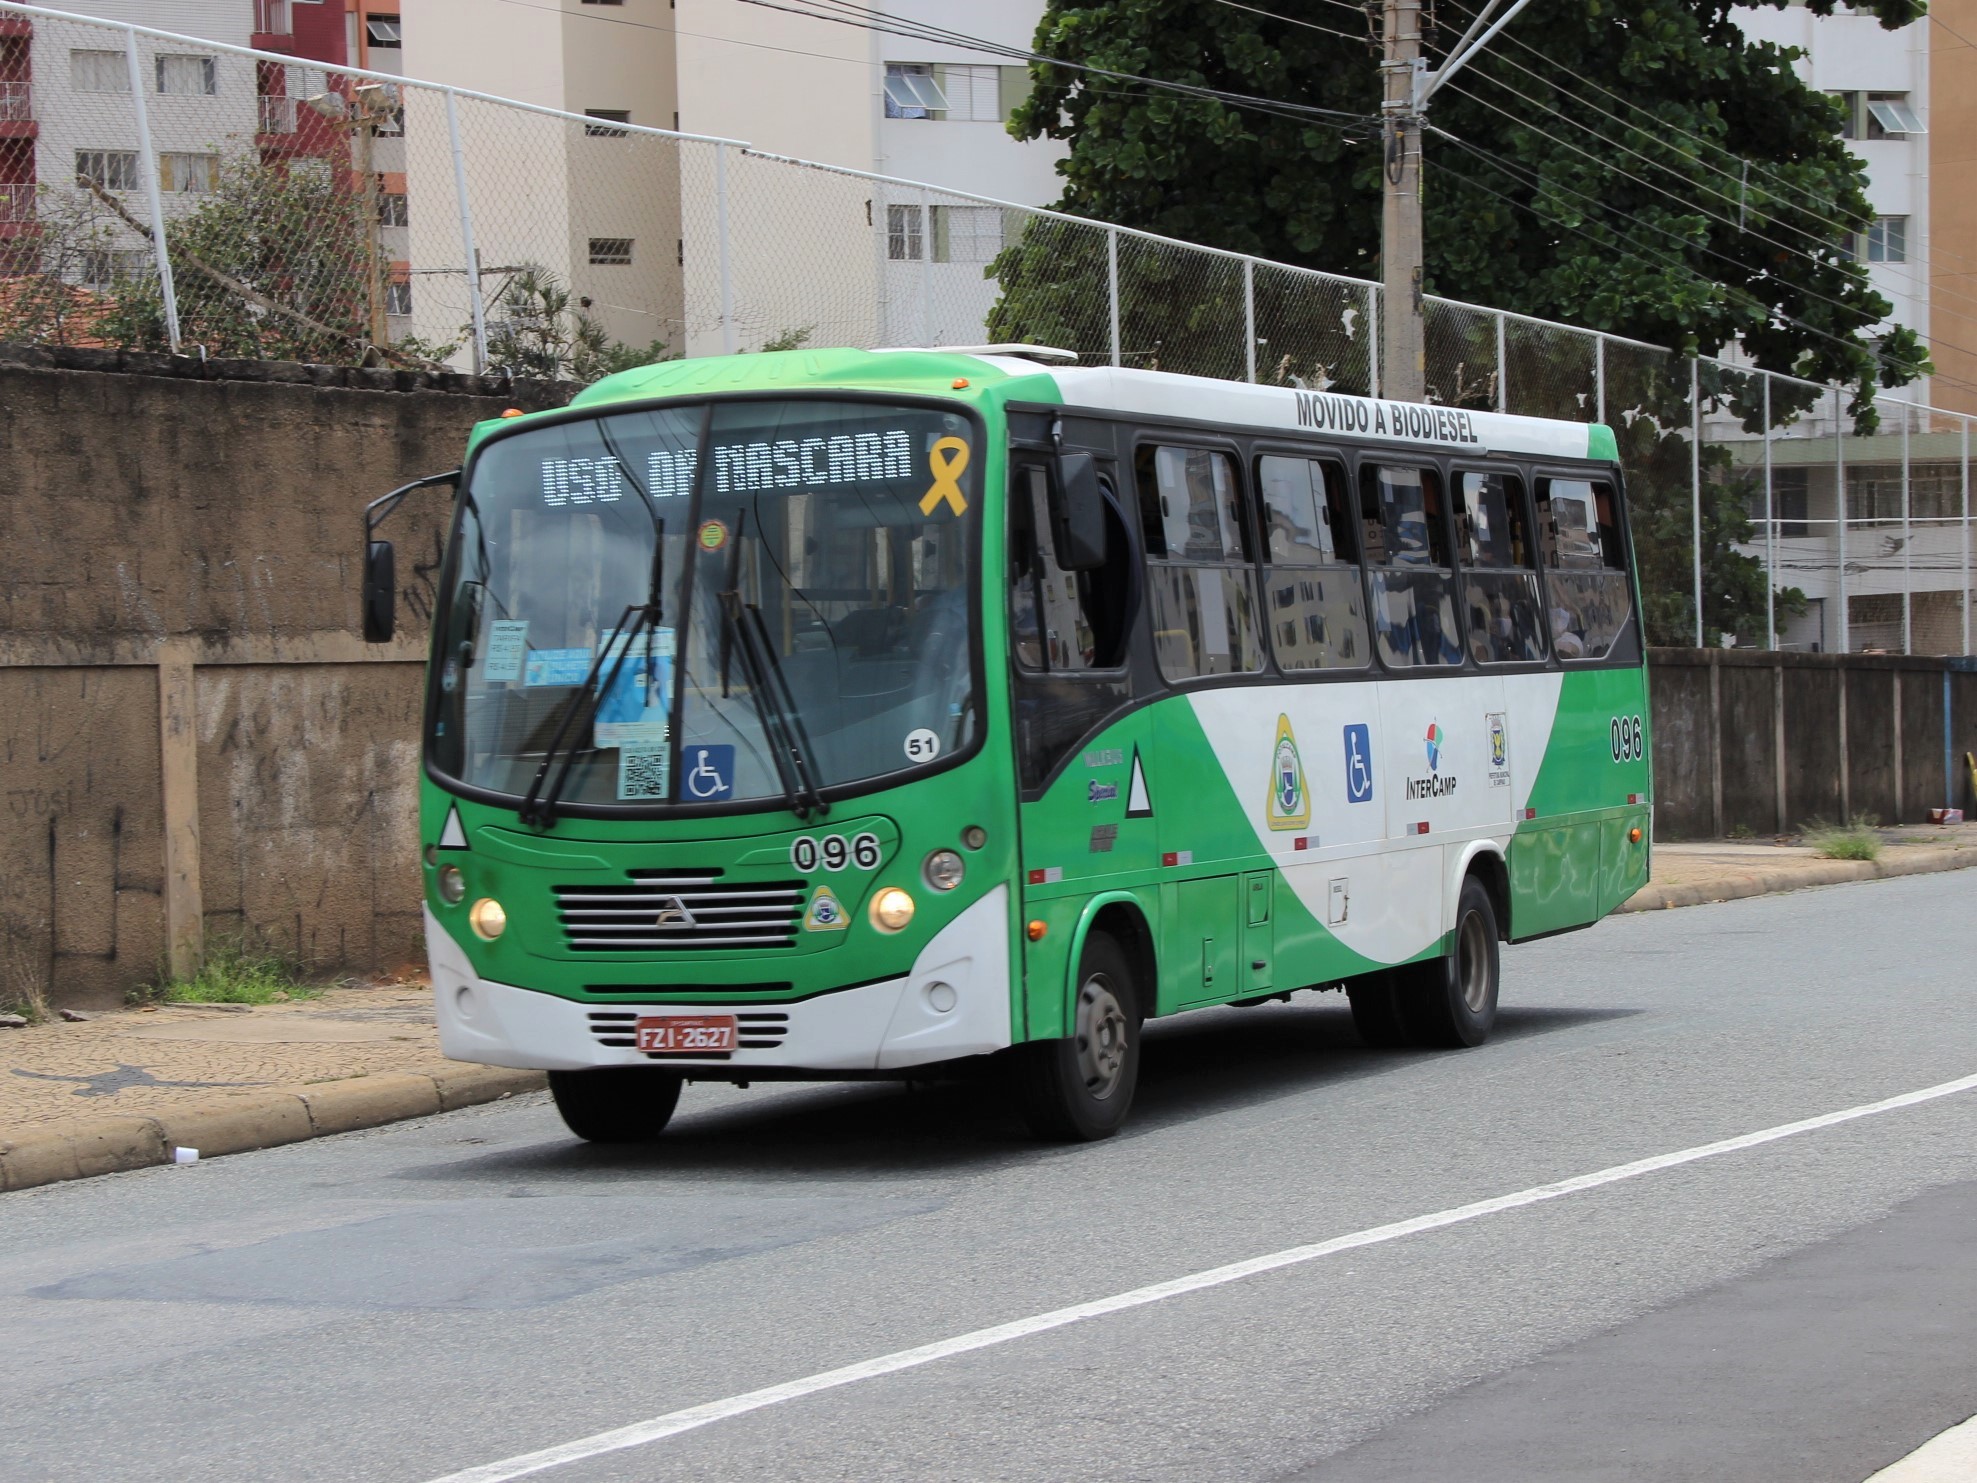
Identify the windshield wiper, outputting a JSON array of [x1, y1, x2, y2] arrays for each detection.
[[718, 587, 827, 822], [518, 526, 664, 827]]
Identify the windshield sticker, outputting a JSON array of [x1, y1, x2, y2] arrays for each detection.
[[618, 746, 669, 800], [803, 885, 848, 931], [484, 620, 528, 682], [697, 519, 729, 553], [680, 743, 736, 802], [903, 727, 941, 763], [524, 647, 592, 686], [594, 629, 674, 748], [919, 436, 971, 517]]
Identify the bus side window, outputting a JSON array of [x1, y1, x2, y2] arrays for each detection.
[[1010, 463, 1130, 673], [1535, 476, 1633, 660], [1135, 444, 1262, 680], [1454, 469, 1547, 665], [1360, 463, 1461, 669], [1256, 454, 1369, 671]]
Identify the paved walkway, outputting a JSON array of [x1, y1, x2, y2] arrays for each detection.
[[3, 825, 1972, 1190]]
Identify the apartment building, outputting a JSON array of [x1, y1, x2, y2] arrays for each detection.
[[1723, 5, 1962, 653], [1929, 0, 1977, 420], [396, 0, 1063, 357]]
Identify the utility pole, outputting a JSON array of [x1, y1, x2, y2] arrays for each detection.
[[1376, 0, 1537, 405], [1379, 0, 1425, 402]]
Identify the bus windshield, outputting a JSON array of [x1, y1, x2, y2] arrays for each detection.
[[427, 397, 981, 812]]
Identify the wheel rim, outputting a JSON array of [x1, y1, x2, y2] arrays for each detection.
[[1457, 910, 1492, 1014], [1074, 972, 1130, 1100]]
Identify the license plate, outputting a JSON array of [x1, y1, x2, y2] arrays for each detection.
[[634, 1014, 737, 1053]]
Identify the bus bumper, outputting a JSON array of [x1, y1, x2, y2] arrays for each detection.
[[423, 885, 1013, 1073]]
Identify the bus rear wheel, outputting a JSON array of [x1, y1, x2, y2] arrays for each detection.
[[1015, 932, 1141, 1142], [548, 1067, 684, 1143], [1396, 875, 1501, 1048]]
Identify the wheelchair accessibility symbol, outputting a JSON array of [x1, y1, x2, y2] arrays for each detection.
[[683, 745, 736, 800]]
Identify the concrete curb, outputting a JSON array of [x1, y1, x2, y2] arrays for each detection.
[[0, 1065, 546, 1195], [1618, 846, 1977, 914]]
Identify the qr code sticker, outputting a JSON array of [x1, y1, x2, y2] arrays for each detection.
[[618, 747, 669, 800]]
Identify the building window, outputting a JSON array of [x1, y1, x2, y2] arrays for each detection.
[[365, 16, 402, 47], [71, 49, 129, 94], [1830, 90, 1925, 140], [378, 191, 408, 227], [580, 0, 625, 5], [385, 280, 413, 317], [584, 109, 631, 137], [883, 63, 946, 119], [937, 65, 1001, 122], [931, 204, 1008, 264], [589, 237, 633, 265], [886, 203, 923, 260], [159, 152, 217, 193], [1865, 93, 1923, 139], [1864, 215, 1907, 263], [79, 248, 150, 291], [156, 54, 217, 96], [75, 150, 140, 191]]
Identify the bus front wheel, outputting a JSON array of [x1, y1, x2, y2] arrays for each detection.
[[548, 1067, 684, 1143], [1015, 932, 1142, 1142], [1398, 876, 1501, 1048]]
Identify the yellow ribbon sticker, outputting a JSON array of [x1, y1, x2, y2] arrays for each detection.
[[919, 436, 971, 517]]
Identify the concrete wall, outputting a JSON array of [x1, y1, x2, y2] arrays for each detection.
[[1647, 648, 1977, 840], [0, 350, 572, 1009]]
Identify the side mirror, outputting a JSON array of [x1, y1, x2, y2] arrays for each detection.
[[1048, 452, 1107, 572], [362, 540, 396, 643]]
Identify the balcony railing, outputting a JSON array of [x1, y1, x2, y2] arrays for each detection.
[[0, 189, 36, 223], [254, 0, 292, 36], [257, 95, 296, 135], [0, 80, 30, 123]]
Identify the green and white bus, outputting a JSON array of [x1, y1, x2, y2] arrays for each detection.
[[366, 346, 1650, 1143]]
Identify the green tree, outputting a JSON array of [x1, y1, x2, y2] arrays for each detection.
[[484, 266, 673, 383]]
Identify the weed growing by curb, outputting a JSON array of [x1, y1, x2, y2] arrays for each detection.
[[132, 935, 323, 1006], [1806, 817, 1882, 862]]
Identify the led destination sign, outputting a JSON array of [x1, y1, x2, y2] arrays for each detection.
[[537, 429, 917, 506]]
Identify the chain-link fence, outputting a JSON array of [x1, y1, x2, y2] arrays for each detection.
[[0, 2, 1970, 655]]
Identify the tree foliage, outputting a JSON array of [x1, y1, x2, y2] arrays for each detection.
[[1003, 0, 1927, 416]]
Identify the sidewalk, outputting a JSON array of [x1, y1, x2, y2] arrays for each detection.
[[4, 826, 1973, 1194]]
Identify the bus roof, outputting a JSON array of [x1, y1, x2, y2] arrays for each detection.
[[542, 348, 1619, 466]]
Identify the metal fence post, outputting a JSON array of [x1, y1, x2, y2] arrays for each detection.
[[1901, 403, 1912, 655], [444, 88, 488, 373], [1107, 227, 1121, 368], [1243, 257, 1256, 383], [1367, 284, 1379, 397], [716, 143, 736, 355], [1963, 416, 1971, 657], [1836, 384, 1850, 654], [1596, 335, 1608, 426], [124, 29, 180, 353], [918, 186, 933, 347], [1495, 312, 1507, 414], [1764, 373, 1775, 650], [1691, 358, 1704, 647]]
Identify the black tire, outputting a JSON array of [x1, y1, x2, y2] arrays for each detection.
[[1395, 875, 1501, 1048], [1346, 973, 1414, 1048], [1015, 931, 1142, 1142], [548, 1067, 684, 1143]]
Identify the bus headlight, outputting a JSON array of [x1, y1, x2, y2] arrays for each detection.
[[870, 886, 915, 932], [923, 850, 965, 891], [437, 865, 466, 905], [469, 897, 507, 940]]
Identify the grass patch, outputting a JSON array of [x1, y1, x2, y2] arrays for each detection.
[[3, 958, 50, 1023], [1806, 817, 1882, 862], [134, 935, 321, 1006]]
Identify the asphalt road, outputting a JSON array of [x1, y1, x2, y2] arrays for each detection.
[[7, 872, 1977, 1483]]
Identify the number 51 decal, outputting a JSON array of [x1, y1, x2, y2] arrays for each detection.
[[1610, 714, 1644, 764]]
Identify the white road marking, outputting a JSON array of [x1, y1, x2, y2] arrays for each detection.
[[1864, 1411, 1977, 1481], [425, 1071, 1977, 1483]]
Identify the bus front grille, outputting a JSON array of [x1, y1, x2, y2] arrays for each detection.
[[553, 873, 805, 951], [586, 1009, 791, 1059]]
